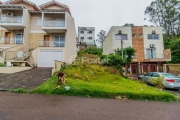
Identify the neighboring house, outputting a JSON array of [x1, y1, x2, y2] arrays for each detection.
[[103, 26, 171, 74], [0, 0, 77, 67], [77, 27, 96, 50]]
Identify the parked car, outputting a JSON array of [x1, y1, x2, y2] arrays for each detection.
[[138, 72, 180, 89]]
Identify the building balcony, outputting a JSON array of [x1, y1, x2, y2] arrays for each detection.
[[0, 16, 24, 30], [0, 37, 23, 45], [30, 40, 65, 49], [42, 20, 66, 33], [145, 49, 171, 62]]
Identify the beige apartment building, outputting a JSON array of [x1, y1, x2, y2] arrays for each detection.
[[0, 0, 77, 68], [103, 26, 171, 74]]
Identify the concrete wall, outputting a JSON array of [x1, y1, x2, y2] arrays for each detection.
[[103, 26, 133, 55], [0, 67, 32, 74], [143, 27, 164, 58], [23, 9, 31, 51], [64, 12, 77, 63]]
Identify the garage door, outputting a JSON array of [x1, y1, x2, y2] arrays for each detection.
[[38, 50, 64, 67]]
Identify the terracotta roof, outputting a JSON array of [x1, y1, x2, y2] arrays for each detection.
[[39, 0, 71, 15], [4, 0, 40, 11]]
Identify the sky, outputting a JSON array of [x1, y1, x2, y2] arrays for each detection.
[[2, 0, 154, 39]]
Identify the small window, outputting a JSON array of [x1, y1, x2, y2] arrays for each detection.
[[152, 73, 160, 77], [80, 31, 84, 34], [148, 34, 153, 39], [88, 31, 92, 34], [115, 34, 128, 40], [132, 34, 136, 38], [88, 37, 93, 40], [80, 37, 84, 41], [139, 34, 143, 38], [37, 18, 42, 26], [154, 34, 159, 39]]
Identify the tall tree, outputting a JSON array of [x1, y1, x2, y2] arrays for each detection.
[[144, 0, 180, 39], [96, 30, 106, 48], [123, 23, 135, 27]]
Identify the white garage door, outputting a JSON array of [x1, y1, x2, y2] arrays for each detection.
[[38, 50, 64, 67]]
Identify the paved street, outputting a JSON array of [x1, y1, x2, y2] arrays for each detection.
[[0, 68, 52, 90], [0, 92, 180, 120]]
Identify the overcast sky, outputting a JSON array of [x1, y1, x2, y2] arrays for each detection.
[[2, 0, 154, 39]]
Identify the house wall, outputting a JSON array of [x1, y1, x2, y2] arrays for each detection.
[[78, 27, 95, 44], [103, 26, 133, 55], [23, 9, 31, 51], [45, 6, 65, 10], [132, 26, 145, 62], [143, 27, 164, 59], [64, 12, 77, 63]]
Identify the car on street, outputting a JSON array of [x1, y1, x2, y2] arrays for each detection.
[[138, 72, 180, 89]]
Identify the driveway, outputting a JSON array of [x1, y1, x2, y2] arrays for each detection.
[[0, 92, 180, 120], [0, 68, 52, 90]]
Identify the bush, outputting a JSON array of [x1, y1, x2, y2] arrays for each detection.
[[0, 63, 5, 67], [78, 47, 102, 56], [150, 76, 164, 89]]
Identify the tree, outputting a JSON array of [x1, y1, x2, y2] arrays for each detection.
[[124, 47, 136, 64], [123, 23, 135, 27], [144, 0, 180, 39], [96, 30, 106, 48]]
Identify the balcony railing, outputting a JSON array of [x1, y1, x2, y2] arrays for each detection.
[[145, 53, 171, 61], [43, 20, 65, 27], [145, 54, 164, 59], [0, 38, 23, 44], [1, 16, 22, 23], [30, 40, 65, 49]]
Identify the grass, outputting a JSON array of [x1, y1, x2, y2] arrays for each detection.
[[30, 64, 176, 102]]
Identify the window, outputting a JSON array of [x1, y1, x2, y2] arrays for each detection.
[[115, 34, 128, 40], [88, 31, 92, 34], [152, 73, 160, 77], [148, 34, 159, 40], [80, 37, 84, 41], [146, 49, 156, 59], [80, 31, 84, 34], [132, 34, 136, 38], [88, 37, 93, 40], [37, 18, 42, 26], [139, 34, 143, 38], [54, 36, 65, 47], [145, 73, 152, 76]]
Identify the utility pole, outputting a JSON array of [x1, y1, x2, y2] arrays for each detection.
[[121, 39, 123, 58]]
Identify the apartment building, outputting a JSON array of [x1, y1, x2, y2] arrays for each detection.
[[77, 27, 96, 50], [103, 26, 171, 74], [0, 0, 77, 68]]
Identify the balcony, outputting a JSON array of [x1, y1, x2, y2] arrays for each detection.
[[0, 38, 23, 45], [41, 20, 66, 33], [1, 16, 24, 30], [30, 40, 65, 49], [145, 50, 171, 62]]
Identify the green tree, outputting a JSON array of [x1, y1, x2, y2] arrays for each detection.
[[123, 23, 135, 27], [144, 0, 180, 38], [124, 47, 136, 64]]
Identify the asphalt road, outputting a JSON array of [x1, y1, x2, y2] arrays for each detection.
[[0, 92, 180, 120]]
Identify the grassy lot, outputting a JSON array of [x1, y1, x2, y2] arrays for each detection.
[[28, 64, 176, 102]]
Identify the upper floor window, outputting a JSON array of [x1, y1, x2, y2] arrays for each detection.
[[88, 31, 92, 34], [80, 37, 84, 41], [115, 34, 128, 40], [132, 34, 136, 38], [148, 34, 159, 40], [80, 31, 84, 34], [37, 18, 42, 26], [139, 34, 143, 38], [88, 37, 93, 40]]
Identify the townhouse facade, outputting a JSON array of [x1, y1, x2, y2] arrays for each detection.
[[0, 0, 77, 68], [103, 26, 171, 74], [77, 27, 96, 50]]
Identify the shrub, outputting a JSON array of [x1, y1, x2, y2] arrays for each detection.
[[0, 63, 5, 67], [78, 47, 102, 56], [150, 76, 164, 89]]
